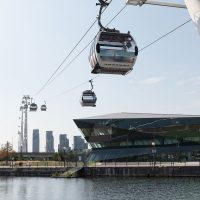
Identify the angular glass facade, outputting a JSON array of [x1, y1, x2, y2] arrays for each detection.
[[74, 113, 200, 161]]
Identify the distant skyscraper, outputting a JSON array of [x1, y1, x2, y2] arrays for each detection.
[[58, 134, 70, 152], [73, 136, 88, 151], [46, 131, 55, 152], [32, 129, 39, 152]]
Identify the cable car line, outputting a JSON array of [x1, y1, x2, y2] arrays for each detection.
[[45, 18, 191, 102], [33, 20, 97, 97], [34, 2, 190, 105], [47, 5, 127, 87], [48, 41, 93, 87], [33, 3, 114, 98], [139, 19, 192, 52], [46, 75, 100, 101], [33, 4, 127, 97], [57, 6, 188, 81]]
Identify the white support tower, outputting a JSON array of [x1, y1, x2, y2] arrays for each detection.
[[18, 106, 24, 152], [23, 95, 30, 152], [18, 95, 31, 153], [185, 0, 200, 34], [18, 95, 45, 152]]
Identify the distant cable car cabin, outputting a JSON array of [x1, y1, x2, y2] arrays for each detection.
[[23, 104, 28, 109], [80, 90, 97, 107], [80, 80, 97, 107], [41, 104, 47, 111], [30, 103, 37, 112], [89, 31, 138, 75]]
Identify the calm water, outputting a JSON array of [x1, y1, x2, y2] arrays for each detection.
[[0, 177, 200, 200]]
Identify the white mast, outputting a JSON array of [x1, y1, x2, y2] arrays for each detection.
[[18, 105, 24, 152], [185, 0, 200, 34]]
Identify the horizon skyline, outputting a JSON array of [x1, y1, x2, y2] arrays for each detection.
[[0, 0, 199, 152], [14, 128, 87, 153]]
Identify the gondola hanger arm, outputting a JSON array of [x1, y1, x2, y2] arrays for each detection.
[[126, 0, 187, 9], [89, 80, 94, 91]]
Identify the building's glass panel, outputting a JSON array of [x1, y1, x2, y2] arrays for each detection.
[[81, 128, 93, 137], [74, 115, 200, 161], [74, 116, 200, 151], [134, 139, 162, 146], [183, 136, 200, 143], [164, 138, 178, 145], [127, 141, 133, 146], [134, 140, 146, 146], [120, 142, 127, 146], [93, 127, 112, 136], [90, 142, 104, 148]]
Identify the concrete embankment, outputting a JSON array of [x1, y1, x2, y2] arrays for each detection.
[[0, 167, 66, 177], [2, 165, 200, 177], [81, 166, 200, 177]]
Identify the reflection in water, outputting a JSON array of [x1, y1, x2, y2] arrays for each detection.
[[0, 177, 200, 200]]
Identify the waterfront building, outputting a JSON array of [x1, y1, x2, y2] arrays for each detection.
[[32, 129, 39, 152], [74, 112, 200, 161], [58, 134, 70, 152], [46, 131, 55, 153], [73, 136, 88, 151]]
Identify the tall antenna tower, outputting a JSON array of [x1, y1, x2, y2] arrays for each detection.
[[18, 105, 24, 152], [23, 95, 30, 152], [18, 95, 46, 152], [18, 95, 31, 153]]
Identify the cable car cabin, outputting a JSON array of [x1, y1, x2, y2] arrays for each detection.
[[89, 31, 138, 75], [80, 90, 97, 107], [30, 103, 37, 111], [41, 104, 47, 111], [23, 104, 28, 109]]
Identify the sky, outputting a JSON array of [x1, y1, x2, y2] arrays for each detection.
[[0, 0, 199, 152]]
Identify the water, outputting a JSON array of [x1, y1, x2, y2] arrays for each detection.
[[0, 177, 200, 200]]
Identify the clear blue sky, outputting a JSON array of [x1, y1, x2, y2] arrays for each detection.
[[0, 0, 199, 152]]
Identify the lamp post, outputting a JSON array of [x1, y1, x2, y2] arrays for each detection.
[[152, 141, 156, 166]]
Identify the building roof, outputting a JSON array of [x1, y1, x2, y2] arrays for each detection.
[[76, 112, 200, 120]]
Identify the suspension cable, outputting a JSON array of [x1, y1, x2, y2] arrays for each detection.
[[33, 2, 114, 97], [139, 19, 192, 52], [33, 20, 97, 97], [34, 0, 191, 101], [46, 75, 100, 101], [36, 4, 127, 92], [45, 18, 191, 101]]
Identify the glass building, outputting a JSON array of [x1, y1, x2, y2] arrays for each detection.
[[58, 134, 70, 152], [32, 129, 39, 152], [73, 136, 88, 151], [46, 131, 55, 153], [74, 113, 200, 161]]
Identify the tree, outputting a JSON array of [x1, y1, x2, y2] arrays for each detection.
[[0, 141, 15, 164]]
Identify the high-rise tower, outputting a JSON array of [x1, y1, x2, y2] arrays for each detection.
[[32, 129, 40, 152], [46, 131, 55, 152]]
